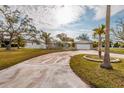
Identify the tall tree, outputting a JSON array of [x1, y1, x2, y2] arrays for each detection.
[[14, 36, 25, 49], [0, 30, 4, 47], [93, 24, 105, 58], [76, 33, 89, 40], [0, 5, 36, 50], [40, 31, 52, 49], [100, 5, 112, 69]]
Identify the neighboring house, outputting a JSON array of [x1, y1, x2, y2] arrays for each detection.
[[75, 40, 93, 50]]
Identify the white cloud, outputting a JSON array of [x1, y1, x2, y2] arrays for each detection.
[[11, 5, 86, 30], [55, 6, 85, 25], [6, 5, 124, 40], [88, 5, 124, 20], [10, 5, 124, 30]]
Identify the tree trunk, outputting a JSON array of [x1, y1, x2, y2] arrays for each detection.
[[98, 34, 102, 58], [100, 5, 113, 69], [46, 44, 48, 49], [46, 42, 48, 49], [17, 44, 20, 49], [0, 42, 1, 48], [6, 41, 12, 50]]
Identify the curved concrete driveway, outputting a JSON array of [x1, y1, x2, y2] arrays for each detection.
[[0, 50, 124, 88]]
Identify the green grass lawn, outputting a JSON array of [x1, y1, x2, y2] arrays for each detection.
[[101, 48, 124, 54], [70, 54, 124, 88], [110, 48, 124, 54], [85, 55, 115, 60], [0, 48, 62, 70]]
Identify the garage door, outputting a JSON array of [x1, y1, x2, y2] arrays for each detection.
[[76, 44, 91, 49]]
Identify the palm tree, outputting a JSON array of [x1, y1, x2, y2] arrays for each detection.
[[93, 24, 105, 58], [40, 31, 52, 49], [100, 5, 113, 69], [76, 33, 89, 40]]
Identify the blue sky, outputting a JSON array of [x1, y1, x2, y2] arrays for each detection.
[[47, 6, 124, 41], [3, 5, 124, 40]]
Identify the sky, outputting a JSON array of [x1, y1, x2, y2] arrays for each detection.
[[8, 5, 124, 40]]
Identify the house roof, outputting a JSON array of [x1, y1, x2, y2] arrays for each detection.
[[75, 40, 93, 44]]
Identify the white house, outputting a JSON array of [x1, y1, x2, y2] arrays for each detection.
[[75, 40, 93, 50], [25, 40, 93, 50], [25, 40, 46, 49]]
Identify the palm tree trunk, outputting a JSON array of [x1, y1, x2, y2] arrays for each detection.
[[100, 5, 112, 69], [45, 41, 48, 49], [98, 34, 102, 58]]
